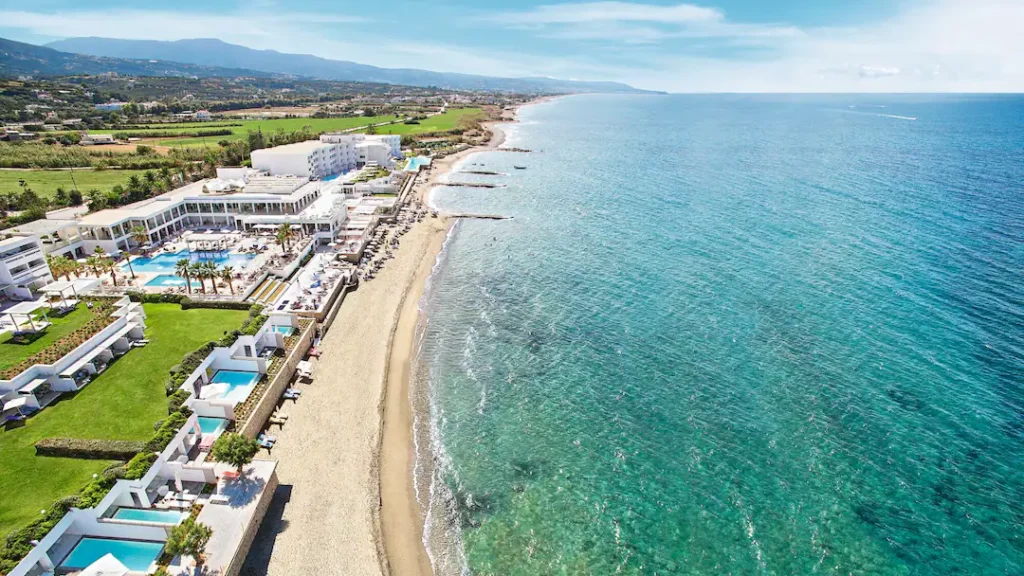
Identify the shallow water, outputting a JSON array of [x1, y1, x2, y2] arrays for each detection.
[[415, 94, 1024, 575]]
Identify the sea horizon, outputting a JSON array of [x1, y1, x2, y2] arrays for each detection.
[[414, 93, 1024, 575]]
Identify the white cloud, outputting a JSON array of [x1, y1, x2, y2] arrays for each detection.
[[481, 2, 723, 25], [2, 0, 1024, 92]]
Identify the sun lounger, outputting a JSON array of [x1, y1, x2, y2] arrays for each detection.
[[259, 433, 277, 443], [269, 416, 286, 426], [273, 413, 289, 420], [257, 438, 274, 449], [208, 494, 230, 505], [285, 388, 302, 395]]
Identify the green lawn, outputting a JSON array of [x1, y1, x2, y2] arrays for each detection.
[[0, 169, 150, 200], [364, 108, 486, 135], [0, 303, 248, 537], [139, 115, 402, 147], [0, 307, 97, 371]]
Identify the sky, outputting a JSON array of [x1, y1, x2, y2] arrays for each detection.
[[1, 0, 1022, 92]]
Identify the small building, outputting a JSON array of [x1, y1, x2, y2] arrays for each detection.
[[93, 101, 127, 112], [80, 133, 116, 145], [194, 110, 212, 121]]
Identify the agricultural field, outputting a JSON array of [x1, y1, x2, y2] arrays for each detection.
[[0, 169, 150, 199]]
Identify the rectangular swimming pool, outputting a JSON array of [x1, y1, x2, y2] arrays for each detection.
[[271, 325, 295, 336], [145, 274, 205, 288], [126, 250, 256, 274], [112, 507, 187, 524], [198, 416, 228, 435], [59, 537, 164, 572], [207, 369, 262, 404]]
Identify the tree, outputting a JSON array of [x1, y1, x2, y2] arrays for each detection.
[[165, 517, 213, 572], [211, 433, 259, 473], [189, 262, 207, 294], [85, 255, 101, 278], [46, 254, 70, 281], [68, 188, 84, 206], [203, 262, 219, 295], [275, 224, 293, 252], [175, 258, 193, 294], [220, 266, 235, 295]]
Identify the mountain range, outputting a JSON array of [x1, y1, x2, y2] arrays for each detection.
[[8, 36, 653, 94], [0, 37, 284, 80]]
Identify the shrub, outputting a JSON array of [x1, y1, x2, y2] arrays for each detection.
[[127, 291, 187, 304], [180, 299, 252, 311], [34, 438, 145, 460], [125, 452, 158, 480], [240, 315, 267, 336], [145, 410, 190, 453], [79, 475, 117, 507], [167, 388, 191, 413]]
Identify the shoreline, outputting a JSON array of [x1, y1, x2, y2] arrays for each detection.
[[377, 95, 555, 576]]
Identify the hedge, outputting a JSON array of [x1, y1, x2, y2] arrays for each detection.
[[34, 438, 146, 460], [167, 388, 191, 414], [125, 452, 158, 480], [144, 409, 191, 453], [125, 292, 253, 312], [180, 299, 253, 311]]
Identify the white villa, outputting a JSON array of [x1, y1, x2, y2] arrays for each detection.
[[8, 311, 309, 576], [0, 235, 53, 299]]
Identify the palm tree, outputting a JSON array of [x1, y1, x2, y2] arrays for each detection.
[[189, 262, 207, 294], [220, 266, 235, 295], [175, 258, 193, 294], [46, 255, 69, 281], [85, 255, 101, 278], [106, 258, 119, 287], [276, 223, 293, 252], [203, 262, 220, 295], [68, 259, 82, 279]]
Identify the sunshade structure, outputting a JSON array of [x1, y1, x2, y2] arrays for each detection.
[[3, 301, 51, 334], [79, 553, 129, 576], [40, 279, 100, 312]]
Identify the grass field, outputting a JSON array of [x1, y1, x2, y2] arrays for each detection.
[[141, 115, 401, 146], [364, 108, 487, 135], [0, 303, 248, 537], [0, 307, 96, 371], [150, 108, 483, 146], [0, 169, 150, 199]]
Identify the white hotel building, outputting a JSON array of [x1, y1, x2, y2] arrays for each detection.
[[250, 133, 401, 178]]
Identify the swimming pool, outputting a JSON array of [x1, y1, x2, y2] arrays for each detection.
[[59, 537, 163, 572], [271, 325, 295, 336], [206, 369, 261, 404], [112, 507, 187, 524], [198, 416, 228, 435], [405, 156, 431, 172], [145, 274, 205, 288], [126, 250, 256, 274]]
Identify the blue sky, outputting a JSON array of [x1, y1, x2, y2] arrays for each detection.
[[2, 0, 1021, 92]]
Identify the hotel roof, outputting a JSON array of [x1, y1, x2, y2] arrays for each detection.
[[5, 218, 80, 236]]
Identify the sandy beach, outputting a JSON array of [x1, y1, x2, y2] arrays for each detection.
[[244, 99, 536, 576]]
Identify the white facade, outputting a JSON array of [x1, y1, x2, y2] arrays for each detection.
[[251, 140, 356, 179], [0, 236, 53, 293]]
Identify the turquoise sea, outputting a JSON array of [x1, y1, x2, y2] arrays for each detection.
[[415, 94, 1024, 575]]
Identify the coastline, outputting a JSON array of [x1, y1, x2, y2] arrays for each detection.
[[377, 96, 553, 576]]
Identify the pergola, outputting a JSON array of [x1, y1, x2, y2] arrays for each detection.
[[3, 301, 51, 335], [39, 279, 99, 313], [186, 232, 232, 253]]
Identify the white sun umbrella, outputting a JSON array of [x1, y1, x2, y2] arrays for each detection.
[[199, 383, 230, 400], [79, 554, 129, 576]]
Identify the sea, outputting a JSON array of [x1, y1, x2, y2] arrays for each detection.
[[413, 94, 1024, 575]]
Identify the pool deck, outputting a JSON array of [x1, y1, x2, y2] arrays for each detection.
[[195, 460, 278, 576]]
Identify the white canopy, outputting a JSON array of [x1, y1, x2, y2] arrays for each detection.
[[79, 553, 129, 576], [2, 396, 29, 411], [199, 383, 230, 400]]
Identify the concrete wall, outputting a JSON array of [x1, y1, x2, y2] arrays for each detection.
[[238, 320, 314, 439]]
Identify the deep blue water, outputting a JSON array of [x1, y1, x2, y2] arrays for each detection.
[[416, 94, 1024, 575]]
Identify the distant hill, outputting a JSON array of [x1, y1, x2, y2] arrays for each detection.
[[0, 37, 285, 79], [45, 37, 657, 94]]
